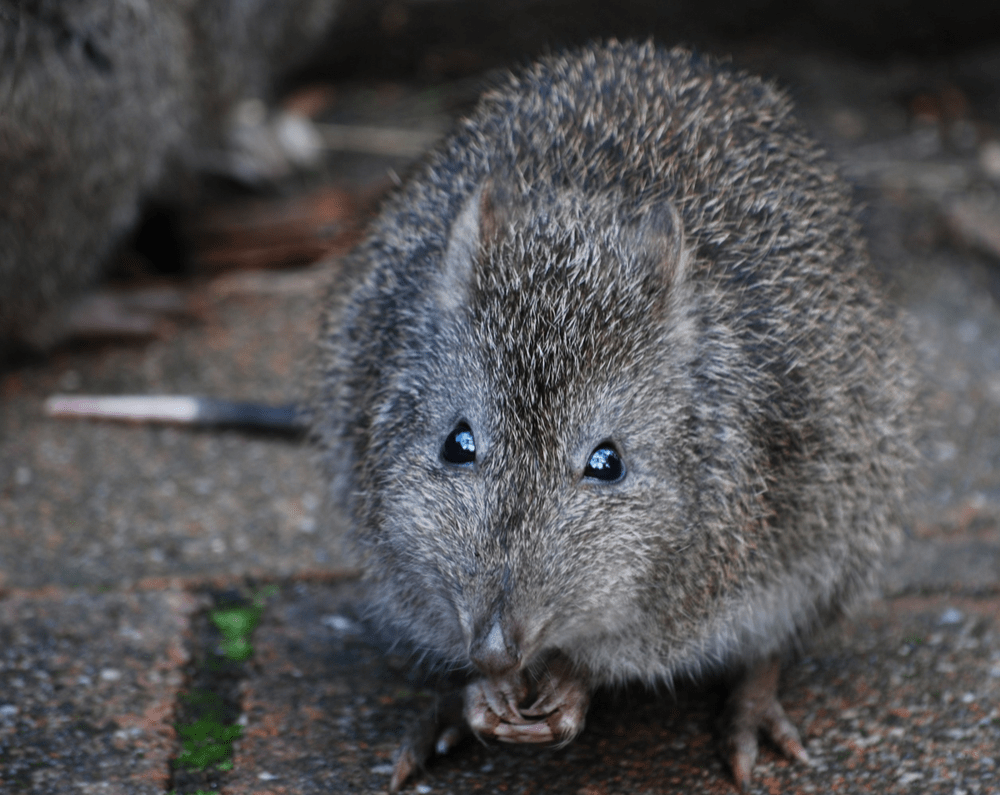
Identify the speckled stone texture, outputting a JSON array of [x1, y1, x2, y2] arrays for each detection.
[[2, 22, 1000, 795], [0, 275, 342, 592], [220, 582, 1000, 795], [0, 588, 204, 794]]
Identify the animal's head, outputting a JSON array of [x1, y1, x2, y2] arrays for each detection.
[[354, 180, 699, 677]]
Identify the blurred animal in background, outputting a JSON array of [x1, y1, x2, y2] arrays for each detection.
[[0, 0, 339, 355]]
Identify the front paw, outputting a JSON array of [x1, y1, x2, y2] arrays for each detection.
[[389, 657, 591, 791], [465, 655, 590, 746]]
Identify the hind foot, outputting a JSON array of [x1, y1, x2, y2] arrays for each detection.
[[723, 656, 810, 791]]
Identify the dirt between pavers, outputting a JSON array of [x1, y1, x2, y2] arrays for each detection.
[[0, 587, 206, 794], [222, 580, 1000, 795]]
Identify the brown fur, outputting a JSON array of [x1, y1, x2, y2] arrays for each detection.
[[312, 37, 917, 769]]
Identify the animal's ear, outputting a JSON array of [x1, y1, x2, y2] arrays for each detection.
[[437, 184, 482, 313], [633, 200, 690, 289], [437, 181, 508, 312]]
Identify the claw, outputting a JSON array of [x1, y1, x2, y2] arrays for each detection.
[[388, 657, 591, 791], [723, 656, 809, 791], [464, 655, 590, 749], [493, 720, 557, 743], [389, 745, 420, 793], [435, 724, 466, 755], [388, 690, 466, 792], [761, 700, 810, 765]]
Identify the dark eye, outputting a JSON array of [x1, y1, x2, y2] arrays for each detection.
[[584, 443, 625, 482], [442, 422, 476, 466]]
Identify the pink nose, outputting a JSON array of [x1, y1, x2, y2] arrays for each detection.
[[469, 620, 520, 676]]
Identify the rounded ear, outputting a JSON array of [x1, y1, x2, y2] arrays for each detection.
[[436, 181, 510, 313], [632, 200, 690, 289], [437, 184, 483, 314]]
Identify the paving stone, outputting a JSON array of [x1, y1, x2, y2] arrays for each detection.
[[0, 588, 203, 794], [886, 530, 1000, 596], [2, 21, 1000, 795], [221, 581, 1000, 795], [0, 277, 349, 592]]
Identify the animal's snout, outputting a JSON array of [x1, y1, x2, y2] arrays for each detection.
[[469, 619, 521, 676]]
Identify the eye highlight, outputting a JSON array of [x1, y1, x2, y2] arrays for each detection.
[[442, 422, 476, 466], [584, 443, 625, 482]]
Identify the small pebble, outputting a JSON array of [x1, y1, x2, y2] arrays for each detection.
[[275, 111, 324, 167], [938, 607, 964, 625], [934, 442, 958, 463], [158, 480, 177, 498], [298, 517, 317, 533], [321, 614, 359, 634], [194, 477, 214, 495], [957, 320, 981, 344]]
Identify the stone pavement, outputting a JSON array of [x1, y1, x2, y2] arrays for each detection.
[[2, 43, 1000, 795]]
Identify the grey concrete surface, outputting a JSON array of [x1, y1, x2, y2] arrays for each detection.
[[0, 588, 204, 793], [0, 278, 341, 591], [220, 581, 1000, 795], [2, 36, 1000, 795]]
